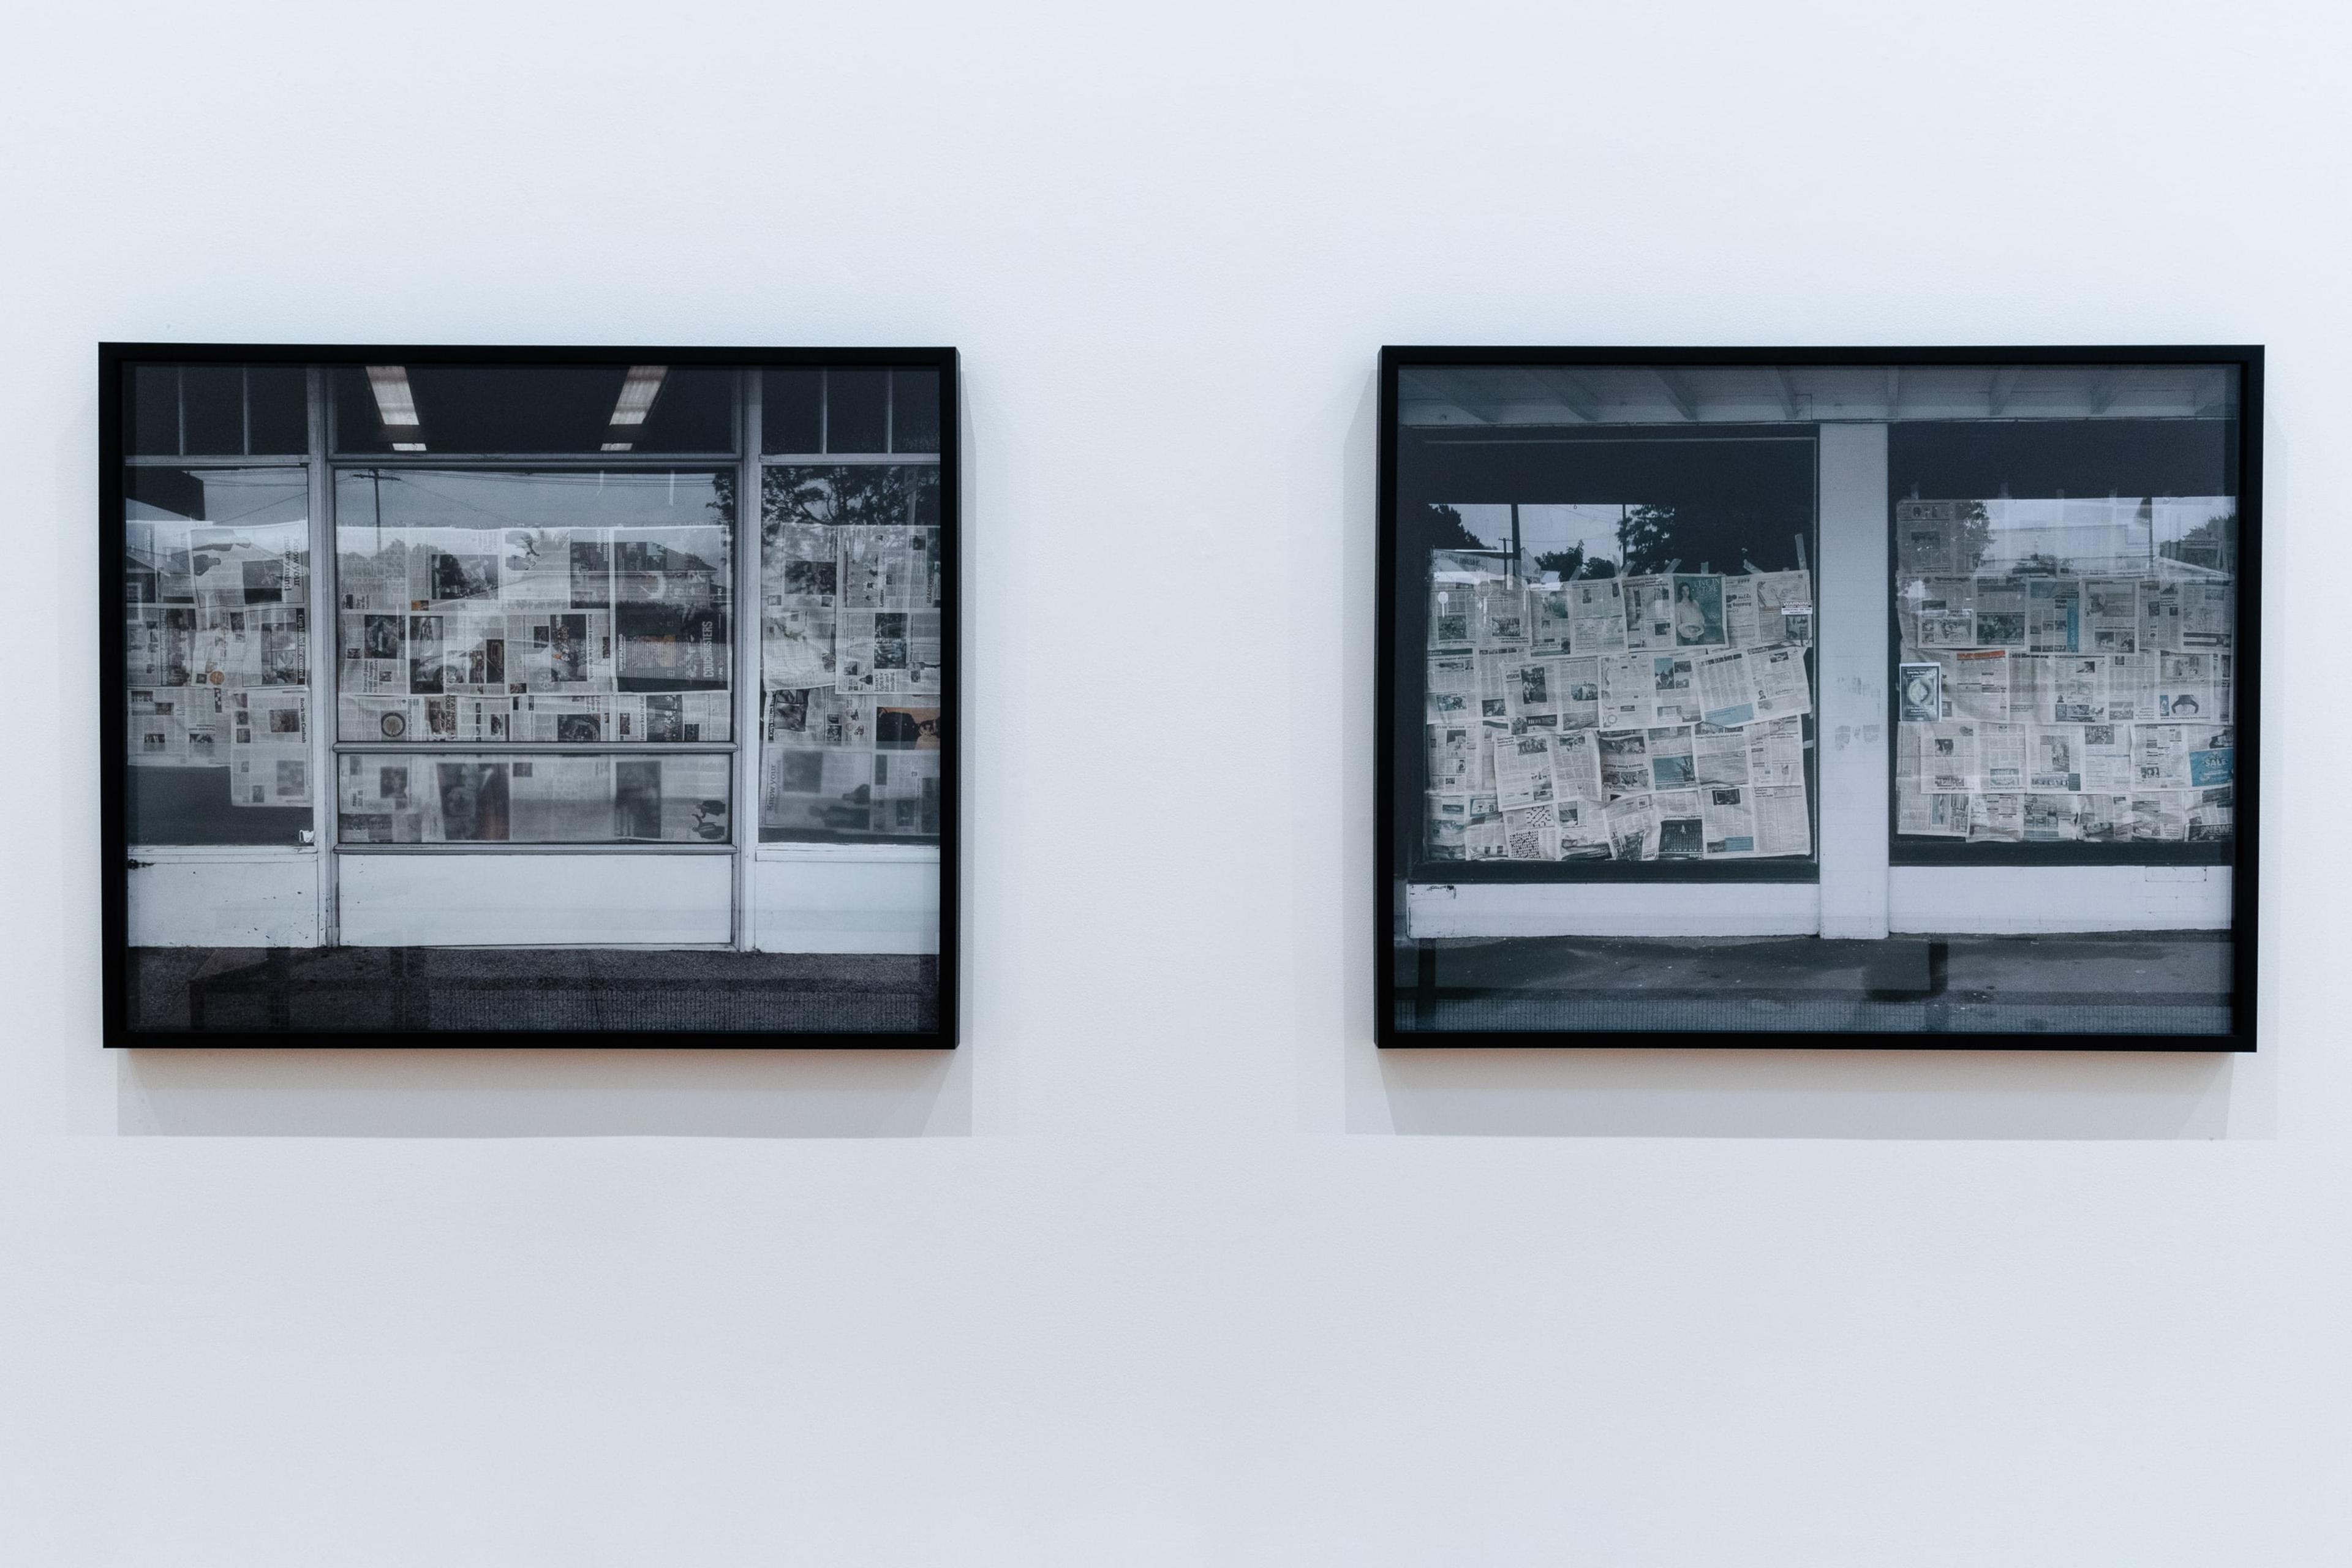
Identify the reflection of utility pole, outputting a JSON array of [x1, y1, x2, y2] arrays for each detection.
[[1509, 503, 1521, 583]]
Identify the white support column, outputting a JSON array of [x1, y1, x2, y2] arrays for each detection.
[[1817, 422, 1891, 939]]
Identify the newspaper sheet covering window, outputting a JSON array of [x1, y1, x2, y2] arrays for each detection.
[[334, 521, 734, 746], [1891, 497, 2236, 850], [125, 510, 312, 799], [337, 752, 731, 844], [758, 466, 946, 842], [124, 475, 317, 837], [1419, 553, 1815, 864]]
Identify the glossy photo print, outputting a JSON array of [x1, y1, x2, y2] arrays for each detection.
[[1378, 347, 2260, 1049], [105, 347, 959, 1046]]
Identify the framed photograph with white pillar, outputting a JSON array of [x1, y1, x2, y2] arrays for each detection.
[[1377, 345, 2260, 1050], [103, 345, 958, 1047]]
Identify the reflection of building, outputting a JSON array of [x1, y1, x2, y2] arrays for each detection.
[[1972, 495, 2236, 578]]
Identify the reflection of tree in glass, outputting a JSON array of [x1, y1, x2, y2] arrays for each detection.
[[1416, 504, 1484, 553], [1951, 502, 1994, 573], [2162, 511, 2236, 573], [1534, 545, 1614, 579], [766, 467, 938, 541], [707, 469, 739, 532], [502, 527, 564, 573], [706, 466, 940, 545], [1613, 503, 1815, 576]]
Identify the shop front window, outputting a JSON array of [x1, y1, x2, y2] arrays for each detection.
[[756, 370, 944, 843], [1401, 427, 1819, 874], [1888, 409, 2239, 859], [330, 467, 735, 849], [123, 461, 314, 845]]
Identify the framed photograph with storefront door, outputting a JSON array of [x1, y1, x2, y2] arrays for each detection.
[[104, 344, 959, 1047]]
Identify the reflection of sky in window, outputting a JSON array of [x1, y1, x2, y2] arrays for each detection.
[[1455, 492, 2237, 579], [336, 470, 730, 533], [1977, 494, 2233, 575], [1451, 503, 1627, 576], [334, 471, 731, 576]]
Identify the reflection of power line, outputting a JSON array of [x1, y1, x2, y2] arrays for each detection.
[[146, 473, 308, 529], [369, 470, 540, 529]]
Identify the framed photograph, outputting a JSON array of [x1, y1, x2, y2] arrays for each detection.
[[104, 345, 959, 1047], [1378, 346, 2260, 1050]]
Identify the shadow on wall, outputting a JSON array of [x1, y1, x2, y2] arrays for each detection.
[[118, 1046, 969, 1137], [1352, 1045, 2253, 1140]]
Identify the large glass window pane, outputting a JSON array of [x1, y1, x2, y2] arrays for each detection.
[[338, 752, 731, 843], [333, 469, 733, 748], [1396, 425, 1818, 874], [331, 364, 736, 454], [1890, 407, 2239, 856], [123, 466, 314, 844], [758, 463, 943, 842]]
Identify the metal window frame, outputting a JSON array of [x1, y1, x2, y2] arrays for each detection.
[[100, 342, 962, 1050]]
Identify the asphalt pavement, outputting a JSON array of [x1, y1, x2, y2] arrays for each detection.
[[128, 946, 940, 1035]]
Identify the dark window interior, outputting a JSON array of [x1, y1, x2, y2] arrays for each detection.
[[331, 364, 736, 454]]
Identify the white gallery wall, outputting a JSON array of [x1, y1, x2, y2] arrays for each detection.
[[2, 1, 2350, 1561]]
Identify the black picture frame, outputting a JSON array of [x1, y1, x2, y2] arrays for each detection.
[[102, 343, 961, 1050], [1376, 344, 2261, 1052]]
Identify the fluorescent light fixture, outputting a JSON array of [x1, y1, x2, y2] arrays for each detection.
[[600, 442, 633, 452], [366, 365, 420, 424], [607, 364, 667, 426], [366, 364, 426, 450]]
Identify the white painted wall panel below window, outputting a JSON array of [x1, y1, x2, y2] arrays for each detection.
[[1889, 865, 2230, 933], [127, 849, 320, 947], [753, 845, 940, 954], [1406, 880, 1820, 938]]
